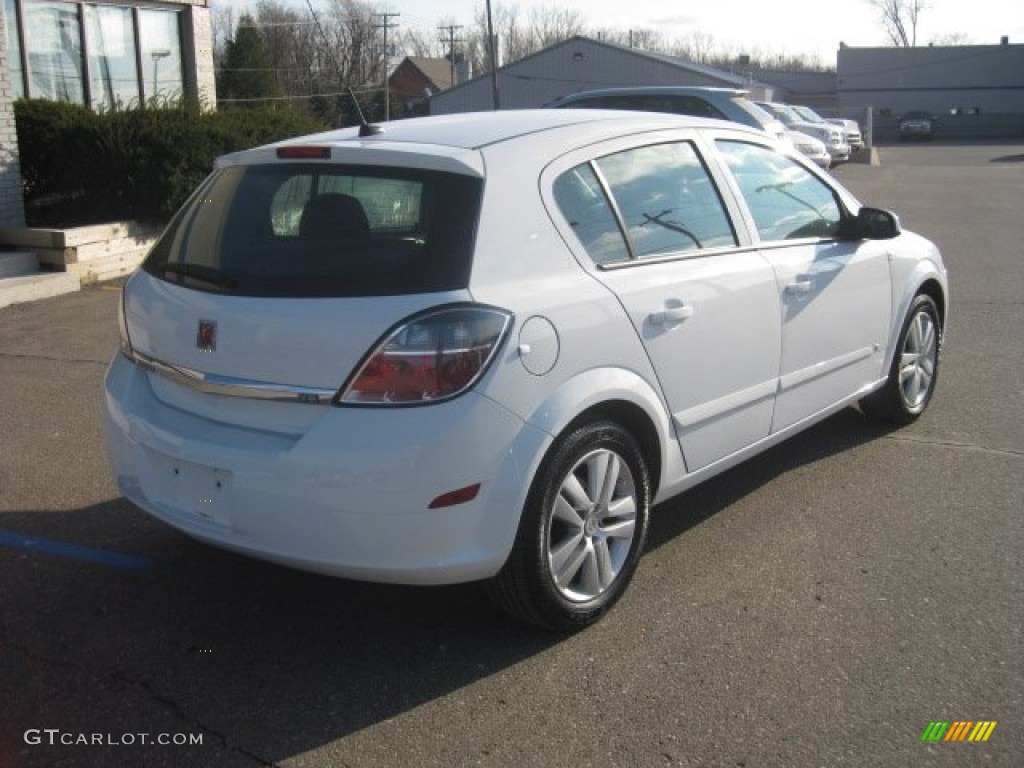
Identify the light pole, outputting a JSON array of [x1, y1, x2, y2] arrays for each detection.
[[150, 48, 170, 101]]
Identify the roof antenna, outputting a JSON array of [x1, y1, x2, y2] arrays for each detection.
[[347, 87, 383, 137]]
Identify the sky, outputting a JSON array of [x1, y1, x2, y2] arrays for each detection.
[[369, 0, 1024, 66]]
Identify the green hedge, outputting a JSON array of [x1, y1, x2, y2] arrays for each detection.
[[15, 100, 327, 226]]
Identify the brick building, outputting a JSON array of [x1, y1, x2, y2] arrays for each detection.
[[0, 0, 216, 227]]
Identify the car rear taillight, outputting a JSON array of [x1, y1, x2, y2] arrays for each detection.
[[338, 306, 513, 406]]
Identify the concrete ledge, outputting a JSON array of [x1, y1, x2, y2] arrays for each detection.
[[0, 221, 160, 280], [0, 272, 81, 309], [850, 147, 881, 165], [0, 251, 40, 278]]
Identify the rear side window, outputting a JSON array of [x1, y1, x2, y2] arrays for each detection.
[[143, 164, 482, 297], [554, 141, 737, 264], [553, 165, 630, 265]]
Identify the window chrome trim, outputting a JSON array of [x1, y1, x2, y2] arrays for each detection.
[[597, 243, 759, 270], [129, 349, 337, 405]]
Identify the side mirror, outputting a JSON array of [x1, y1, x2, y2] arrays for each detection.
[[853, 206, 901, 240]]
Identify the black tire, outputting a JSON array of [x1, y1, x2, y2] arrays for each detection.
[[860, 294, 941, 425], [486, 420, 651, 631]]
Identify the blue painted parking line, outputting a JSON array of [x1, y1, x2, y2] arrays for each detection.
[[0, 529, 154, 570]]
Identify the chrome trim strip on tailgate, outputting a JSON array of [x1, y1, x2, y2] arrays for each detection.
[[130, 350, 337, 404]]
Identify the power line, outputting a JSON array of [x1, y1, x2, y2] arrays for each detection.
[[374, 12, 400, 120], [218, 85, 381, 104], [438, 24, 464, 86]]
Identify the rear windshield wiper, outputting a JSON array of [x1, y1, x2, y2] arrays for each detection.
[[162, 263, 237, 290]]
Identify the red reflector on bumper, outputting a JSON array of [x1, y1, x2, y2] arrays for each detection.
[[428, 483, 481, 509]]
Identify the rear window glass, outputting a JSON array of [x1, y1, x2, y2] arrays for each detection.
[[143, 164, 482, 297]]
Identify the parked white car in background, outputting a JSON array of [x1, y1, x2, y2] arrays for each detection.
[[787, 129, 831, 168], [827, 117, 865, 150], [789, 104, 865, 153], [104, 110, 947, 630], [757, 101, 852, 165]]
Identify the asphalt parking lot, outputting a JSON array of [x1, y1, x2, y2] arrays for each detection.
[[1, 141, 1021, 768]]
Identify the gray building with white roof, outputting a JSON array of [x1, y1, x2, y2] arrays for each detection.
[[428, 36, 781, 114]]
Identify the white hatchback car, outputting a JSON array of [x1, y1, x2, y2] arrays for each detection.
[[104, 110, 948, 630]]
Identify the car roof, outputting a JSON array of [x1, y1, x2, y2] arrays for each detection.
[[215, 109, 761, 175], [553, 86, 748, 102]]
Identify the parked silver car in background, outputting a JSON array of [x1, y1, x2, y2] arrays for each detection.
[[757, 101, 851, 166], [791, 105, 864, 153], [899, 111, 936, 141], [548, 86, 789, 143], [787, 130, 831, 168]]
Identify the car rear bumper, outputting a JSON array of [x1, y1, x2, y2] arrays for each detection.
[[900, 126, 933, 139], [103, 352, 546, 585], [827, 142, 852, 162], [806, 151, 831, 168]]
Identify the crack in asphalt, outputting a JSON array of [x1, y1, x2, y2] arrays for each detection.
[[880, 432, 1024, 459], [1, 631, 280, 767], [107, 668, 282, 768], [953, 299, 1024, 306], [0, 351, 110, 366]]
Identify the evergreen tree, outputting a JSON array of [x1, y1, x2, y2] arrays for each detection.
[[218, 15, 282, 105]]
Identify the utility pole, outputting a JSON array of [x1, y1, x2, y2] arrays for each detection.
[[437, 24, 463, 87], [485, 0, 499, 110], [374, 12, 400, 121]]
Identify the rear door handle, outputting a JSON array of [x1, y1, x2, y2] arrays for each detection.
[[649, 304, 694, 325], [784, 279, 813, 296]]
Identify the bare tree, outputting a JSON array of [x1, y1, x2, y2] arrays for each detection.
[[527, 6, 587, 50], [211, 5, 236, 66], [466, 3, 585, 73], [589, 27, 662, 50], [867, 0, 928, 46], [671, 30, 718, 64], [929, 32, 972, 45], [253, 1, 319, 99], [400, 26, 443, 59], [468, 4, 523, 71]]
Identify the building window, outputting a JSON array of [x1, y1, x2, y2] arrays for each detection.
[[138, 8, 182, 102], [4, 0, 25, 98], [23, 0, 84, 103], [5, 0, 184, 109], [85, 5, 137, 109]]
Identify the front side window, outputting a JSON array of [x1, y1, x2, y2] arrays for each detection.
[[716, 140, 843, 242], [143, 164, 482, 298]]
